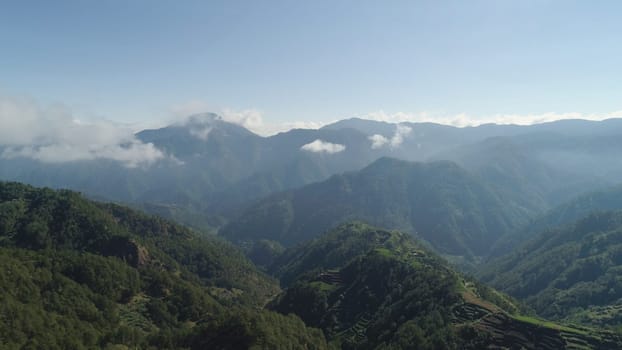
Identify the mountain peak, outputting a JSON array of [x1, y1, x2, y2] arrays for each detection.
[[179, 112, 259, 138], [322, 117, 396, 135], [185, 112, 223, 126]]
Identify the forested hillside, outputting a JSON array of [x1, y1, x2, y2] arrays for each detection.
[[223, 157, 529, 260], [268, 222, 622, 349], [2, 182, 622, 349], [491, 185, 622, 256], [480, 211, 622, 328], [4, 115, 622, 235], [0, 182, 329, 349], [5, 2, 622, 348]]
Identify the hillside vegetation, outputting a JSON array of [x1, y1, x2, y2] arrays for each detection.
[[223, 157, 529, 260], [481, 211, 622, 329], [491, 184, 622, 256], [4, 181, 622, 349], [4, 116, 622, 238], [0, 182, 329, 349], [269, 222, 622, 349]]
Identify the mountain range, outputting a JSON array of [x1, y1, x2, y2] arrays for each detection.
[[4, 183, 622, 349], [4, 114, 622, 348], [2, 114, 622, 233], [267, 222, 622, 349], [480, 210, 622, 329], [222, 157, 528, 260]]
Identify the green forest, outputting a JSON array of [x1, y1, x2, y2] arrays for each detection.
[[0, 182, 326, 349], [3, 182, 622, 349]]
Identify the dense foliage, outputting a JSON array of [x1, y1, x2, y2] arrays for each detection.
[[0, 182, 330, 349], [266, 223, 607, 349], [223, 157, 529, 260], [269, 223, 460, 348], [3, 181, 622, 349], [187, 309, 333, 350], [491, 184, 622, 256], [480, 211, 622, 328]]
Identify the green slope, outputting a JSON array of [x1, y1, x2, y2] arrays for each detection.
[[223, 157, 529, 260], [491, 184, 622, 256], [269, 222, 622, 349], [480, 210, 622, 328], [0, 181, 329, 349]]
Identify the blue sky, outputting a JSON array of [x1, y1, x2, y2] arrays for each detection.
[[1, 0, 622, 132]]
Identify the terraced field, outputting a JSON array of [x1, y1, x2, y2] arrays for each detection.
[[452, 291, 622, 349]]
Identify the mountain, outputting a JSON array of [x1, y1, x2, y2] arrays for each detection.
[[321, 118, 396, 135], [324, 118, 622, 213], [3, 180, 621, 349], [4, 115, 622, 234], [479, 211, 622, 328], [523, 184, 622, 238], [222, 157, 529, 259], [435, 137, 560, 212], [0, 114, 380, 229], [490, 183, 622, 257], [0, 181, 335, 349], [268, 222, 622, 349], [136, 113, 261, 157], [201, 127, 381, 218], [322, 117, 622, 143], [323, 117, 622, 164]]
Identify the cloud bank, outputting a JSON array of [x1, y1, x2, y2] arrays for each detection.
[[189, 126, 213, 140], [300, 139, 345, 154], [369, 134, 389, 149], [362, 110, 622, 128], [369, 124, 412, 149], [170, 99, 622, 138], [170, 100, 330, 136], [0, 95, 164, 167]]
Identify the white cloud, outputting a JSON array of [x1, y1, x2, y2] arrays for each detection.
[[362, 110, 622, 127], [260, 120, 329, 136], [169, 100, 332, 136], [0, 95, 165, 167], [189, 126, 212, 140], [176, 110, 261, 139], [390, 124, 412, 147], [171, 102, 264, 135], [368, 124, 412, 149], [369, 134, 389, 149], [300, 139, 345, 154], [169, 100, 211, 120], [175, 112, 218, 140], [172, 100, 622, 138], [221, 108, 265, 132]]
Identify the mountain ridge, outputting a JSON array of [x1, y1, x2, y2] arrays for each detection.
[[4, 114, 622, 235], [268, 222, 622, 349], [222, 157, 531, 259]]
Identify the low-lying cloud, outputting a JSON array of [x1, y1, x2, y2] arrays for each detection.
[[170, 100, 622, 142], [171, 101, 268, 135], [369, 124, 412, 149], [189, 126, 213, 140], [300, 139, 346, 154], [369, 134, 389, 149], [170, 100, 330, 136], [363, 110, 622, 127], [0, 95, 165, 167]]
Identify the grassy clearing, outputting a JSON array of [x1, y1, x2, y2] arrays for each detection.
[[310, 281, 338, 292], [118, 293, 157, 333], [374, 247, 394, 258], [512, 315, 589, 335], [460, 290, 501, 314]]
